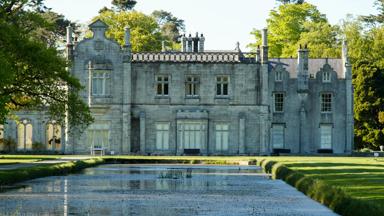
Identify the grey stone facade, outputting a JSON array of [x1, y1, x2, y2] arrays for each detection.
[[3, 20, 354, 155]]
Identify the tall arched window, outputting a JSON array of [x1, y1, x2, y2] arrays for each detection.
[[17, 119, 33, 150], [46, 121, 61, 151]]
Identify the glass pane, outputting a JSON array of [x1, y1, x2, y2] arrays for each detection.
[[217, 84, 221, 95], [164, 83, 168, 95], [163, 131, 169, 150], [25, 124, 33, 149], [222, 131, 229, 150], [216, 132, 222, 150], [156, 131, 162, 149], [17, 124, 25, 149], [223, 84, 228, 95]]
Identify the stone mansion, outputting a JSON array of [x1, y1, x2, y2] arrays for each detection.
[[3, 19, 354, 155]]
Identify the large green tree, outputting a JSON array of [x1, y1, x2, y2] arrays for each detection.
[[93, 10, 164, 52], [151, 10, 185, 49], [0, 0, 93, 132], [248, 2, 339, 58]]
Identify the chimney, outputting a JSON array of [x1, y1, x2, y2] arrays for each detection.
[[255, 46, 261, 63], [181, 34, 187, 52], [66, 25, 73, 61], [124, 26, 131, 48], [342, 40, 352, 79], [187, 34, 193, 52], [199, 33, 205, 52], [297, 44, 309, 91], [261, 28, 268, 64]]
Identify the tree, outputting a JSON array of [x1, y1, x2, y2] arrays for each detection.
[[151, 10, 185, 47], [94, 10, 163, 52], [111, 0, 136, 11], [362, 0, 384, 24], [277, 0, 305, 4], [248, 2, 334, 58], [0, 0, 93, 132]]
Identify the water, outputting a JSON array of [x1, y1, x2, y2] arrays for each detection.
[[0, 164, 337, 215]]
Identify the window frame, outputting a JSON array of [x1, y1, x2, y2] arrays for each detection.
[[275, 70, 283, 82], [215, 123, 229, 151], [185, 75, 200, 97], [271, 124, 285, 149], [92, 69, 111, 96], [273, 92, 285, 113], [320, 124, 332, 149], [155, 122, 170, 150], [155, 75, 170, 97], [321, 93, 332, 113], [322, 71, 331, 83], [216, 75, 229, 97]]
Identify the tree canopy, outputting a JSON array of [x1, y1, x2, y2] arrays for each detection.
[[152, 10, 185, 49], [248, 2, 339, 58], [0, 0, 93, 132]]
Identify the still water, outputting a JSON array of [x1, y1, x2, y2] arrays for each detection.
[[0, 164, 337, 215]]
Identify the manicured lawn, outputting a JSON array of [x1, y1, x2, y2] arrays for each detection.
[[0, 159, 41, 165], [260, 157, 384, 208]]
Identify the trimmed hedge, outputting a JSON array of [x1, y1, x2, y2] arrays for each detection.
[[257, 159, 383, 216], [0, 158, 104, 187]]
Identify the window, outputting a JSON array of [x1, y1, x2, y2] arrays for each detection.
[[179, 122, 204, 149], [92, 70, 111, 96], [321, 93, 332, 112], [323, 71, 331, 82], [186, 76, 199, 97], [156, 75, 169, 96], [275, 71, 283, 82], [156, 123, 169, 150], [274, 93, 284, 112], [272, 125, 284, 149], [46, 121, 61, 151], [216, 76, 229, 96], [17, 119, 33, 150], [87, 130, 109, 149], [320, 125, 332, 149], [215, 123, 229, 151]]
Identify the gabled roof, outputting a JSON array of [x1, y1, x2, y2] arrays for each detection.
[[89, 19, 108, 29]]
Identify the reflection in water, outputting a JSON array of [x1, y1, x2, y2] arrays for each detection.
[[0, 164, 336, 216]]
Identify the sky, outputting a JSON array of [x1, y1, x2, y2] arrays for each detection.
[[45, 0, 378, 51]]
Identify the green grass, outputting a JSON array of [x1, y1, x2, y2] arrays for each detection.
[[257, 157, 384, 216], [0, 158, 104, 187], [0, 159, 41, 165]]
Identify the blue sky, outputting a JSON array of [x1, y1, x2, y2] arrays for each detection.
[[46, 0, 377, 51]]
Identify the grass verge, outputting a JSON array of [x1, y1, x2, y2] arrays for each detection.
[[256, 158, 384, 216], [0, 158, 104, 188]]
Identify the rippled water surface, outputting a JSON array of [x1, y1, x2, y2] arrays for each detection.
[[0, 164, 337, 215]]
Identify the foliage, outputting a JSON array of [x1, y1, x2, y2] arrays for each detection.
[[0, 0, 93, 132], [32, 142, 45, 150], [151, 10, 185, 49], [2, 138, 17, 152], [248, 2, 339, 58], [111, 0, 136, 11], [276, 0, 305, 4], [362, 0, 384, 24], [94, 10, 163, 52]]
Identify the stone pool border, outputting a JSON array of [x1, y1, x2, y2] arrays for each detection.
[[255, 158, 382, 216]]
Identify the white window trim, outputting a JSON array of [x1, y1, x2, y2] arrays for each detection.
[[156, 75, 170, 96], [92, 69, 111, 96], [271, 124, 285, 149], [155, 122, 170, 150], [322, 71, 331, 83], [275, 70, 283, 82], [185, 76, 199, 97], [320, 93, 332, 113]]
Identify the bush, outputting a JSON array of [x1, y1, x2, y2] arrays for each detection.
[[359, 148, 373, 153], [32, 142, 45, 151], [2, 138, 17, 152]]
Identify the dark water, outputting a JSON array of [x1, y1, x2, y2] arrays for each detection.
[[0, 164, 337, 216]]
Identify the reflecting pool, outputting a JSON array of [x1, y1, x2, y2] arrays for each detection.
[[0, 164, 337, 215]]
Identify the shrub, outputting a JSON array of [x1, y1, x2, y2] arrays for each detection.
[[32, 142, 45, 151], [2, 138, 17, 152]]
